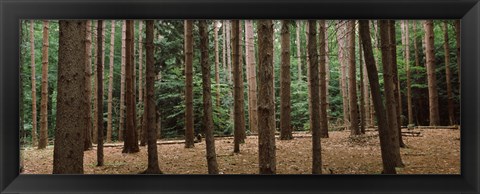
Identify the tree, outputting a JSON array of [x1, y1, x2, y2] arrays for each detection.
[[142, 20, 163, 174], [348, 21, 360, 136], [336, 21, 350, 131], [184, 20, 195, 148], [214, 21, 221, 107], [30, 20, 38, 147], [245, 20, 258, 134], [359, 20, 398, 174], [358, 31, 366, 134], [119, 20, 126, 141], [106, 21, 116, 143], [257, 20, 276, 174], [222, 21, 227, 82], [455, 20, 460, 90], [199, 20, 220, 174], [318, 20, 329, 138], [424, 20, 440, 126], [92, 21, 98, 144], [379, 20, 404, 167], [443, 21, 455, 125], [296, 20, 302, 82], [38, 20, 49, 149], [53, 20, 87, 174], [84, 20, 93, 150], [96, 20, 105, 166], [232, 20, 246, 153], [404, 21, 414, 126], [123, 20, 140, 153], [280, 20, 293, 140], [138, 21, 144, 105]]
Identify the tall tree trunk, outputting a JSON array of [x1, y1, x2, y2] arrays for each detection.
[[30, 21, 38, 147], [308, 20, 322, 174], [257, 20, 276, 174], [184, 20, 195, 148], [424, 20, 440, 126], [214, 21, 221, 107], [92, 21, 98, 144], [454, 20, 460, 94], [53, 20, 86, 174], [142, 20, 163, 174], [96, 20, 105, 166], [245, 20, 258, 134], [226, 21, 232, 84], [379, 20, 404, 167], [296, 20, 302, 82], [337, 21, 350, 131], [318, 20, 329, 138], [222, 21, 227, 82], [119, 20, 126, 141], [38, 20, 49, 149], [84, 20, 93, 150], [359, 33, 366, 134], [106, 21, 115, 143], [359, 20, 397, 174], [306, 22, 312, 131], [348, 21, 360, 136], [199, 20, 220, 174], [413, 21, 421, 126], [232, 20, 245, 153], [405, 21, 413, 126], [443, 21, 455, 126], [280, 20, 293, 140], [325, 22, 331, 115], [138, 21, 144, 105], [123, 20, 140, 153]]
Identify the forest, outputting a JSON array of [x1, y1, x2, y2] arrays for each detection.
[[19, 20, 460, 174]]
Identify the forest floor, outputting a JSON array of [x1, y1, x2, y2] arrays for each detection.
[[22, 128, 460, 174]]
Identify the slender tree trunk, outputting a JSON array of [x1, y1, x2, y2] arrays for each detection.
[[325, 22, 331, 115], [318, 20, 329, 138], [348, 21, 360, 136], [306, 22, 312, 130], [199, 20, 220, 174], [214, 21, 221, 107], [245, 20, 258, 134], [443, 21, 455, 126], [138, 21, 144, 105], [405, 21, 413, 126], [119, 20, 126, 141], [53, 20, 86, 174], [106, 21, 115, 143], [38, 21, 50, 149], [359, 33, 366, 134], [30, 21, 38, 147], [184, 20, 195, 148], [84, 21, 93, 150], [454, 20, 461, 94], [226, 21, 232, 84], [222, 21, 227, 82], [92, 21, 98, 144], [424, 20, 440, 126], [257, 20, 276, 174], [279, 20, 293, 140], [232, 20, 245, 153], [296, 20, 302, 82], [362, 28, 371, 128], [123, 20, 140, 153], [359, 20, 397, 174], [337, 21, 349, 131], [96, 20, 105, 166], [379, 20, 404, 167]]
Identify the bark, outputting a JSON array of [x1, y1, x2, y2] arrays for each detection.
[[53, 20, 86, 174], [336, 21, 349, 131], [280, 20, 293, 140], [443, 21, 455, 125], [296, 20, 302, 82], [38, 20, 49, 149], [214, 21, 221, 107], [318, 20, 329, 138], [138, 21, 144, 104], [359, 32, 366, 134], [123, 20, 140, 153], [325, 22, 331, 114], [405, 21, 413, 126], [84, 20, 93, 150], [245, 20, 258, 134], [30, 21, 38, 147], [455, 20, 461, 92], [92, 21, 98, 144], [257, 20, 276, 174], [424, 20, 440, 126], [348, 21, 360, 136], [359, 20, 397, 174], [96, 20, 105, 166], [106, 21, 115, 143], [226, 21, 232, 84], [119, 20, 126, 141], [199, 21, 220, 174], [184, 20, 195, 148], [222, 21, 227, 82], [232, 20, 246, 153]]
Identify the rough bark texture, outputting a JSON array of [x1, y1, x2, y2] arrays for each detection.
[[107, 21, 115, 143], [280, 20, 293, 140], [96, 20, 105, 166], [348, 21, 360, 136], [325, 22, 331, 113], [199, 21, 220, 174], [184, 20, 195, 148], [318, 20, 329, 138], [405, 21, 413, 126], [336, 21, 350, 131], [443, 21, 455, 125], [232, 20, 245, 153], [138, 21, 144, 105], [30, 21, 38, 147], [222, 21, 227, 82], [38, 20, 49, 149], [226, 21, 232, 84], [92, 21, 98, 144], [84, 20, 93, 150], [245, 20, 258, 134], [424, 20, 440, 126], [296, 20, 302, 82], [257, 20, 276, 174], [214, 21, 221, 107], [123, 20, 140, 153], [359, 20, 397, 174], [308, 20, 322, 174], [53, 20, 87, 174], [358, 33, 366, 134], [119, 20, 126, 141]]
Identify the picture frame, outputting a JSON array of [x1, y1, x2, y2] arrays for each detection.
[[1, 0, 478, 193]]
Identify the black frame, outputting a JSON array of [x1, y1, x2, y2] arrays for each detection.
[[1, 0, 479, 193]]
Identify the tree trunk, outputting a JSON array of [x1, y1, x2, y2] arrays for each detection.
[[358, 32, 366, 134], [30, 21, 38, 147], [454, 20, 460, 94], [318, 20, 329, 138], [424, 20, 440, 126], [232, 20, 246, 153], [336, 21, 350, 131], [222, 21, 227, 83], [38, 20, 50, 149], [183, 20, 195, 148], [226, 21, 232, 84], [245, 20, 258, 134], [96, 20, 105, 166], [379, 20, 404, 167], [296, 20, 302, 83], [359, 20, 397, 174], [84, 20, 93, 150], [92, 21, 98, 144], [306, 22, 312, 131], [308, 20, 322, 174], [405, 21, 413, 126], [257, 20, 276, 174], [119, 20, 126, 141], [106, 21, 115, 143], [53, 20, 86, 174], [214, 21, 221, 107], [199, 20, 220, 174], [123, 20, 140, 153], [138, 21, 144, 105], [443, 21, 455, 126], [325, 22, 331, 116], [348, 21, 360, 136], [279, 20, 293, 140]]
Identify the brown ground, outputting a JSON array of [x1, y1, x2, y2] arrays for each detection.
[[22, 128, 460, 174]]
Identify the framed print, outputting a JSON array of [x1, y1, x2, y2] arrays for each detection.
[[1, 0, 479, 193]]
